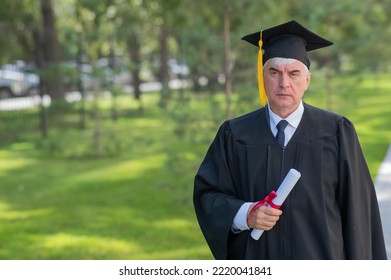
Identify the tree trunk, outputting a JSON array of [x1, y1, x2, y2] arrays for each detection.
[[224, 0, 233, 119], [32, 28, 47, 138], [77, 35, 86, 129], [92, 83, 101, 159], [127, 32, 142, 101], [40, 0, 65, 100], [108, 45, 118, 120], [159, 23, 170, 108]]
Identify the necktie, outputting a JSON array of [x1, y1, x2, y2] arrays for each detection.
[[276, 120, 288, 147]]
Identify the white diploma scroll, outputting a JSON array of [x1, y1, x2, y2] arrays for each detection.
[[251, 168, 301, 240]]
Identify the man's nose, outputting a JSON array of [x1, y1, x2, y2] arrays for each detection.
[[279, 74, 290, 87]]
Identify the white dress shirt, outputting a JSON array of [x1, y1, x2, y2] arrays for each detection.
[[268, 101, 304, 147], [232, 102, 304, 232]]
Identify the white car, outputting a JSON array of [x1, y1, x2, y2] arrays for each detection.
[[0, 64, 40, 99]]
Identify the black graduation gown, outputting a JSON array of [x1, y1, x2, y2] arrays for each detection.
[[193, 102, 387, 260]]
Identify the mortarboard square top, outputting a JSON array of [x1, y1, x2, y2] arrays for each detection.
[[241, 20, 333, 69]]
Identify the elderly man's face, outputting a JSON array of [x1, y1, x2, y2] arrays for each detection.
[[263, 59, 311, 118]]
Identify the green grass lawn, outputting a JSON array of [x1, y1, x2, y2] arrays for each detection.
[[304, 73, 391, 178], [0, 73, 390, 259], [0, 94, 215, 260], [0, 144, 209, 259]]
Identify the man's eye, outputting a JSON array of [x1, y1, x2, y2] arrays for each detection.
[[290, 72, 300, 76]]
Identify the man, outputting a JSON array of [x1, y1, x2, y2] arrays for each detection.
[[193, 20, 387, 260]]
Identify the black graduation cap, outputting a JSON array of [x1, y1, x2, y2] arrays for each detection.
[[242, 20, 333, 68], [241, 20, 333, 106]]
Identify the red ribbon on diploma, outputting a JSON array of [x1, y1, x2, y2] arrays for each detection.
[[246, 190, 281, 226]]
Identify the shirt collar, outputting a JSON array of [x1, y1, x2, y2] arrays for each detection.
[[268, 101, 304, 129]]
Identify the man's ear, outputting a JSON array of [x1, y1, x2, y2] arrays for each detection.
[[305, 72, 311, 90]]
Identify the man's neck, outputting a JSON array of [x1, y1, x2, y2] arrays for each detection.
[[269, 103, 301, 119]]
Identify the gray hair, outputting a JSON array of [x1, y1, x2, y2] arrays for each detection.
[[263, 57, 309, 74]]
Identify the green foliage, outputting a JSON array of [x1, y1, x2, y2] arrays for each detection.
[[0, 108, 41, 144], [0, 0, 39, 63]]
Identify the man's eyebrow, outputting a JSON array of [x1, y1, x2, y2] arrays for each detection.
[[268, 67, 281, 72], [268, 67, 302, 73]]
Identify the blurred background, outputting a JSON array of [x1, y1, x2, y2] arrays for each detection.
[[0, 0, 390, 259]]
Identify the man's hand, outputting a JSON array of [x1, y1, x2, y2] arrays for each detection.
[[247, 202, 282, 231]]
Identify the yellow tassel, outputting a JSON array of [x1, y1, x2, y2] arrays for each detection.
[[258, 31, 267, 106]]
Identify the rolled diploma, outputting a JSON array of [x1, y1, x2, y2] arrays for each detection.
[[251, 168, 301, 240]]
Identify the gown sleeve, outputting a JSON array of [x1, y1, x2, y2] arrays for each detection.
[[337, 117, 387, 259], [193, 121, 245, 259]]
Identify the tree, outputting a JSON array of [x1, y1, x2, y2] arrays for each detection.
[[40, 0, 66, 99], [224, 0, 233, 118], [145, 0, 184, 108], [0, 0, 38, 63]]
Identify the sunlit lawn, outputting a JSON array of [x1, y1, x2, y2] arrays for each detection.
[[0, 94, 214, 260], [304, 73, 391, 178], [0, 146, 209, 259], [0, 73, 390, 259]]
